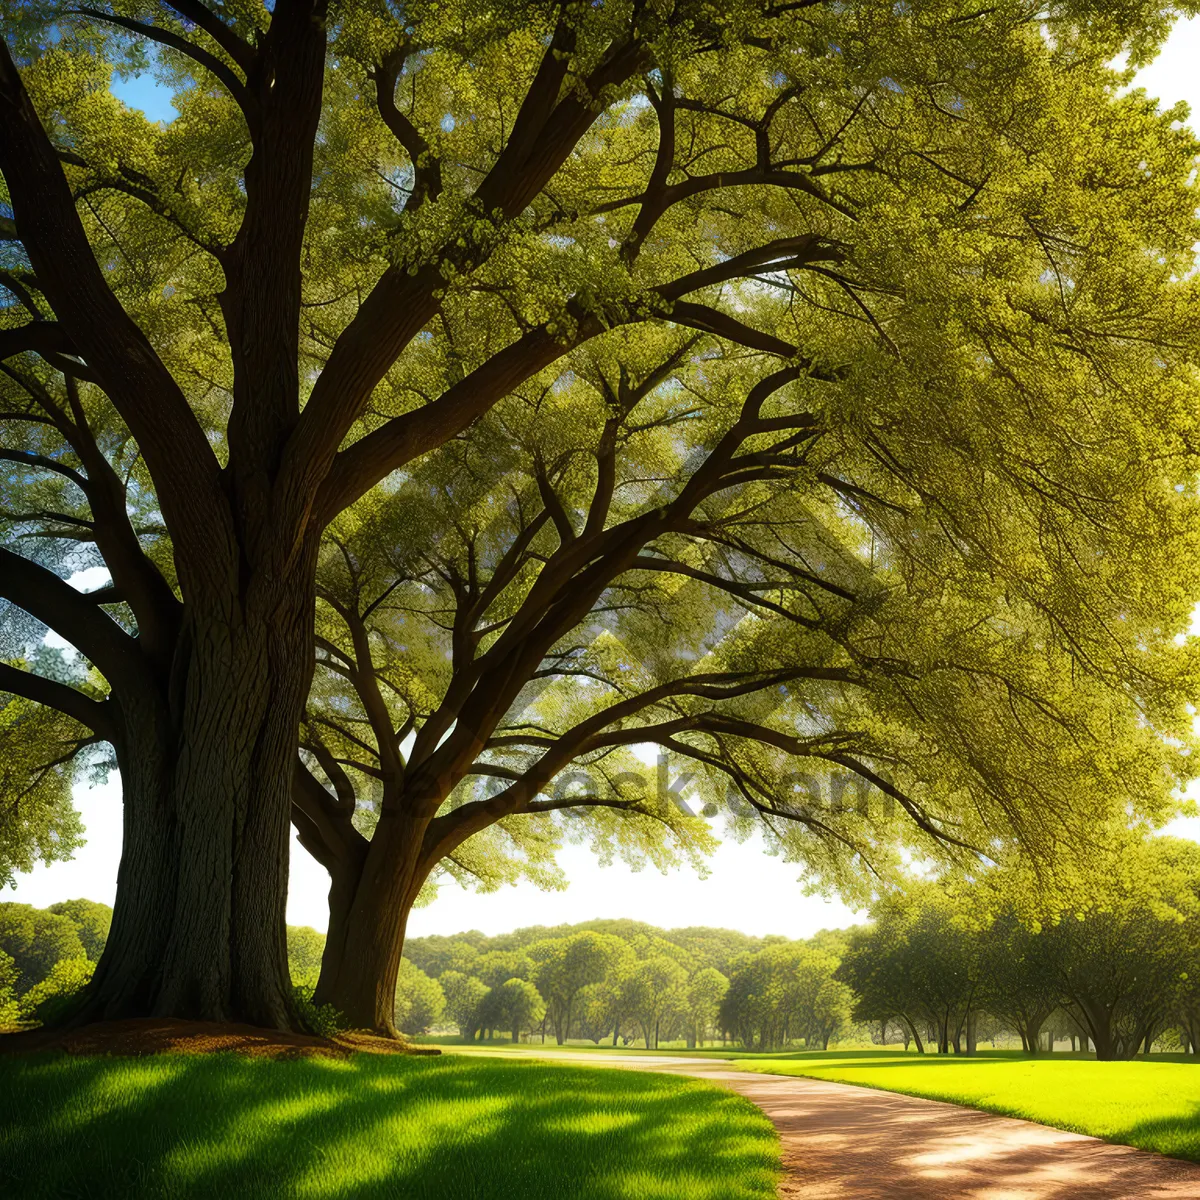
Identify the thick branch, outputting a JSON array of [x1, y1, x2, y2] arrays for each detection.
[[71, 8, 252, 114], [161, 0, 256, 73], [0, 39, 231, 589], [0, 321, 80, 365], [0, 660, 118, 741], [0, 547, 147, 696]]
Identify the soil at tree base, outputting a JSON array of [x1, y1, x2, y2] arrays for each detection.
[[0, 1018, 441, 1059]]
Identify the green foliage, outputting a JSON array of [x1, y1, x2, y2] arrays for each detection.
[[403, 937, 482, 979], [410, 918, 848, 1049], [18, 956, 93, 1025], [476, 977, 546, 1043], [394, 958, 445, 1036], [0, 903, 85, 994], [722, 944, 853, 1052], [5, 0, 1200, 1034], [0, 698, 87, 888], [46, 899, 111, 962], [838, 838, 1200, 1059], [0, 949, 19, 1028], [290, 985, 349, 1040], [530, 932, 632, 1045], [686, 968, 730, 1049], [285, 925, 326, 990], [439, 970, 491, 1039], [471, 950, 533, 989]]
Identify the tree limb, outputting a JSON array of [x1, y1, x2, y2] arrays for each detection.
[[0, 660, 118, 741]]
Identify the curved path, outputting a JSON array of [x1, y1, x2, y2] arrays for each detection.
[[469, 1049, 1200, 1199]]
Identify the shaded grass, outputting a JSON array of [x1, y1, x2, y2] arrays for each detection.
[[0, 1052, 778, 1199], [738, 1050, 1200, 1162]]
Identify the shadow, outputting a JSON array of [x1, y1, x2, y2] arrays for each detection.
[[0, 1051, 780, 1199]]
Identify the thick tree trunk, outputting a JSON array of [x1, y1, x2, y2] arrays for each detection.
[[314, 812, 429, 1034], [81, 582, 316, 1029]]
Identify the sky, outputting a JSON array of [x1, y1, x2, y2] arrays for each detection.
[[10, 17, 1200, 940]]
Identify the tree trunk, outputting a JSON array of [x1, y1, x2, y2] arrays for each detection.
[[314, 811, 429, 1034], [903, 1016, 924, 1054], [80, 584, 316, 1030]]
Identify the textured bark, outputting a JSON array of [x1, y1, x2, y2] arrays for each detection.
[[80, 572, 317, 1029], [313, 813, 430, 1034]]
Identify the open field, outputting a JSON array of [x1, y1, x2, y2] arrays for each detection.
[[733, 1050, 1200, 1162], [441, 1043, 1200, 1163], [0, 1052, 779, 1200]]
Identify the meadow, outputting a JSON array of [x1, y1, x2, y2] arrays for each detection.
[[0, 1052, 779, 1200], [438, 1041, 1200, 1163]]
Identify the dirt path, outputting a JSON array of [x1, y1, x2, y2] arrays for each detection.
[[464, 1049, 1200, 1199]]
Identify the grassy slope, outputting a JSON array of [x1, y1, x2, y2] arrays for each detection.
[[0, 1052, 779, 1200], [737, 1050, 1200, 1161]]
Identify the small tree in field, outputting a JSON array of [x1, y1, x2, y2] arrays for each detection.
[[2, 0, 1199, 1032]]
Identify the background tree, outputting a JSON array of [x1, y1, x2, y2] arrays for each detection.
[[478, 977, 546, 1044], [1045, 840, 1198, 1060], [0, 950, 19, 1027], [621, 955, 689, 1049], [530, 932, 629, 1044], [722, 941, 850, 1050], [837, 917, 924, 1052], [792, 949, 854, 1050], [978, 907, 1061, 1055], [403, 937, 483, 980], [685, 967, 729, 1048], [439, 970, 491, 1041], [0, 695, 87, 888], [286, 925, 327, 991], [394, 959, 445, 1037], [0, 902, 85, 994], [3, 0, 1197, 1034], [46, 899, 111, 963]]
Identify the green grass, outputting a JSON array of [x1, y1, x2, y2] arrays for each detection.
[[417, 1037, 855, 1060], [0, 1052, 779, 1200], [737, 1049, 1200, 1161]]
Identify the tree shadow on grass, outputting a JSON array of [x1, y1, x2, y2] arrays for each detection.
[[1116, 1100, 1200, 1162], [0, 1053, 779, 1200]]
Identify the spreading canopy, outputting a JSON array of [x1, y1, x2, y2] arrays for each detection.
[[0, 0, 1199, 1028]]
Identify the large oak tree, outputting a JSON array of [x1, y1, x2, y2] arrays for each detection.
[[1, 0, 1199, 1030]]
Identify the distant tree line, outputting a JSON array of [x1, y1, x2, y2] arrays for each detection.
[[839, 839, 1200, 1061], [282, 918, 854, 1050]]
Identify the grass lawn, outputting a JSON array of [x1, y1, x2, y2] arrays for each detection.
[[0, 1052, 780, 1199], [737, 1050, 1200, 1162]]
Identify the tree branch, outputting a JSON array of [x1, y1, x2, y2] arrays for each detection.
[[0, 39, 231, 590], [0, 547, 146, 696], [0, 660, 118, 741], [70, 8, 252, 115]]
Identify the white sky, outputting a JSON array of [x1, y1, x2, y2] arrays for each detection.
[[10, 19, 1200, 938]]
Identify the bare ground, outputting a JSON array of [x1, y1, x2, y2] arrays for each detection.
[[0, 1017, 439, 1059]]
